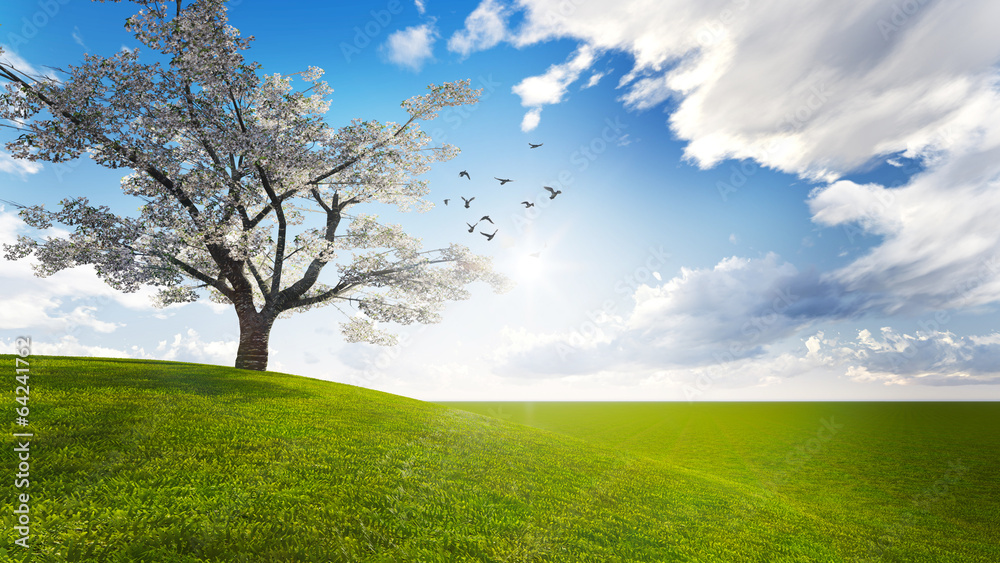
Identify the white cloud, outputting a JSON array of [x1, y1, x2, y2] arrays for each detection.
[[809, 180, 903, 236], [382, 23, 437, 71], [582, 70, 606, 89], [198, 300, 230, 315], [156, 328, 239, 365], [520, 108, 541, 132], [681, 326, 1000, 394], [512, 45, 595, 106], [447, 0, 509, 57], [0, 328, 239, 367], [72, 27, 88, 51], [809, 151, 1000, 313], [489, 247, 1000, 389], [0, 294, 120, 334], [414, 0, 426, 15], [494, 254, 846, 376], [0, 334, 132, 359], [826, 328, 1000, 386], [493, 307, 1000, 391], [0, 152, 42, 177], [0, 209, 169, 338], [468, 1, 1000, 181], [511, 45, 596, 130], [0, 209, 242, 368], [620, 254, 812, 364], [0, 46, 59, 81]]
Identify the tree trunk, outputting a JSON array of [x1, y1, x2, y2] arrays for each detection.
[[234, 310, 274, 371]]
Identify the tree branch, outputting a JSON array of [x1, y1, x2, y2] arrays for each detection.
[[163, 253, 235, 301], [245, 257, 270, 298], [245, 188, 297, 230], [0, 64, 205, 225], [281, 281, 357, 312], [306, 115, 418, 186], [275, 192, 341, 310], [280, 255, 454, 313], [256, 163, 285, 299]]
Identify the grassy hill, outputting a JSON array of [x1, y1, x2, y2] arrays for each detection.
[[1, 356, 995, 561]]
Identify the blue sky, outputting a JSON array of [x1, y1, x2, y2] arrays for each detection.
[[3, 0, 1000, 400]]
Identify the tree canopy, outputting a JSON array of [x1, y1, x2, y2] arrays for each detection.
[[0, 0, 510, 370]]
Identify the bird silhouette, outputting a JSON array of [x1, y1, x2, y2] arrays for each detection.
[[443, 199, 450, 205], [467, 222, 479, 233], [544, 186, 562, 199], [481, 229, 498, 241], [529, 142, 543, 148], [459, 170, 471, 180], [520, 201, 534, 208], [461, 196, 474, 208], [495, 177, 513, 185], [479, 215, 493, 224]]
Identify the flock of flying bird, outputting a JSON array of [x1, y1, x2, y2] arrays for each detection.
[[443, 142, 562, 242]]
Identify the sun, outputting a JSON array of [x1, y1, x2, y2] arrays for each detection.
[[513, 253, 545, 283]]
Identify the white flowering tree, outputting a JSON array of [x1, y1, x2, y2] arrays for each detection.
[[0, 0, 509, 371]]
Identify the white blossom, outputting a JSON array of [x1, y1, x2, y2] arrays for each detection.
[[0, 1, 507, 368]]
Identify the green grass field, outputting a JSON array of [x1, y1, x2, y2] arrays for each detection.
[[444, 401, 1000, 561], [2, 356, 997, 561]]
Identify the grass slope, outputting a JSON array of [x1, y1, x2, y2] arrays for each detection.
[[0, 356, 988, 561], [445, 401, 1000, 562]]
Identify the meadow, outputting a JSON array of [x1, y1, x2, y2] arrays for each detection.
[[445, 401, 1000, 561], [1, 356, 996, 561]]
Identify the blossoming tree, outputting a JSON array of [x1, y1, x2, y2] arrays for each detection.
[[0, 0, 509, 371]]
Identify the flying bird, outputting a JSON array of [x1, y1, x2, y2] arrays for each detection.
[[495, 177, 513, 185], [443, 199, 450, 206], [459, 170, 471, 180], [529, 142, 543, 149], [520, 201, 534, 208], [481, 229, 498, 241], [461, 196, 474, 208], [467, 222, 478, 233], [479, 215, 493, 224], [544, 186, 562, 199]]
